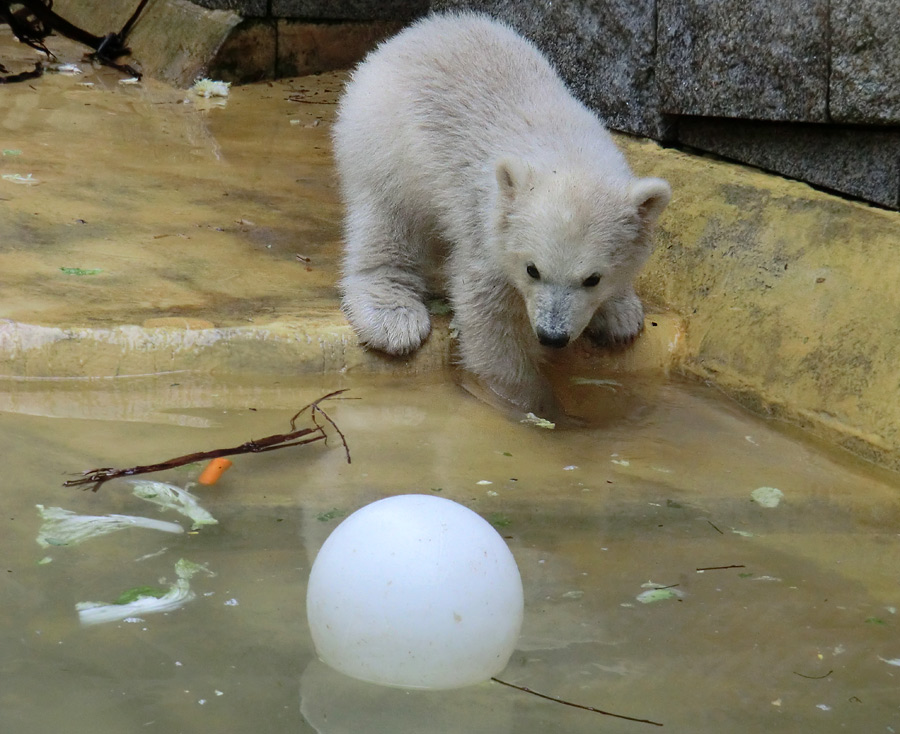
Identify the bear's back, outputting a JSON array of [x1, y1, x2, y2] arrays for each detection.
[[347, 13, 608, 165]]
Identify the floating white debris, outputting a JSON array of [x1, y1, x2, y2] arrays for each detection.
[[563, 465, 578, 471], [521, 413, 555, 429], [2, 173, 39, 185], [750, 486, 784, 508], [636, 582, 685, 604], [76, 558, 214, 626], [731, 528, 754, 537], [190, 78, 231, 98], [36, 505, 183, 548], [636, 586, 684, 604], [879, 657, 900, 667], [129, 479, 218, 530], [118, 77, 141, 85], [816, 704, 831, 712], [611, 459, 630, 467], [47, 63, 82, 75], [476, 480, 493, 486]]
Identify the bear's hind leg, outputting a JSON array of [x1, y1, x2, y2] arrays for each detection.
[[340, 199, 431, 355]]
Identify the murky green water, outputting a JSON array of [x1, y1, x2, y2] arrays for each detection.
[[2, 373, 898, 733]]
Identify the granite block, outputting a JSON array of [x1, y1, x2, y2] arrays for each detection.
[[190, 0, 268, 17], [275, 20, 404, 77], [677, 118, 900, 209], [830, 0, 900, 124], [271, 1, 428, 20], [208, 19, 276, 83], [432, 0, 670, 139], [190, 0, 426, 19], [657, 0, 829, 122]]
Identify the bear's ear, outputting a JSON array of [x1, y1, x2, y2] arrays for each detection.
[[495, 157, 533, 203], [629, 177, 672, 226]]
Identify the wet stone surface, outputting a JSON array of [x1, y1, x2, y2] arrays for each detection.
[[0, 29, 344, 330]]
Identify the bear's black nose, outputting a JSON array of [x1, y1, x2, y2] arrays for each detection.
[[537, 330, 570, 348]]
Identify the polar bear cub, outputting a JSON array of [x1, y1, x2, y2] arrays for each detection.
[[333, 12, 671, 415]]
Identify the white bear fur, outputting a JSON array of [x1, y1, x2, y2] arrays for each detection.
[[333, 12, 671, 415]]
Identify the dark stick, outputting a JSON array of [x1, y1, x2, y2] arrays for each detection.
[[491, 677, 664, 727], [793, 670, 833, 680], [695, 564, 746, 572], [63, 390, 351, 492], [118, 0, 152, 40]]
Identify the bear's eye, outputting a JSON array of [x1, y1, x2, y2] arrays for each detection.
[[582, 273, 602, 288], [526, 263, 541, 280]]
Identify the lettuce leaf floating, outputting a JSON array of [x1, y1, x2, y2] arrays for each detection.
[[521, 412, 556, 429], [636, 582, 685, 604], [190, 78, 231, 98], [36, 505, 184, 548], [129, 479, 218, 530], [76, 558, 215, 626], [750, 486, 784, 508]]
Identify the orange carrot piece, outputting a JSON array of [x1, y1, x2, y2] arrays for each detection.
[[197, 457, 233, 485]]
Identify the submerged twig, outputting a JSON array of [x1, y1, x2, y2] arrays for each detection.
[[491, 677, 664, 727], [793, 669, 833, 680], [695, 564, 746, 572], [64, 390, 351, 492]]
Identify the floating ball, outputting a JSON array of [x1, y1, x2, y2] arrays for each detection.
[[306, 494, 524, 690]]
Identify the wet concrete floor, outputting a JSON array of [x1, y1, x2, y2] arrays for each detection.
[[1, 29, 342, 331]]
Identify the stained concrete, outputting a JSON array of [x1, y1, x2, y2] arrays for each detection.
[[1, 29, 899, 473]]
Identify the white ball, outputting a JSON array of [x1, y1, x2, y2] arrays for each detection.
[[306, 494, 524, 690]]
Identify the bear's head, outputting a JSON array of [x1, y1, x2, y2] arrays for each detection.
[[492, 157, 670, 348]]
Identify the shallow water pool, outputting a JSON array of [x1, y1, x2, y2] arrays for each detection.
[[1, 371, 898, 733]]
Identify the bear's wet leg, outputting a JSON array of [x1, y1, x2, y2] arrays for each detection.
[[586, 286, 645, 346], [340, 200, 431, 355], [452, 277, 558, 416]]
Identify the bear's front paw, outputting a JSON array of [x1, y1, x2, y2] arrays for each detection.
[[586, 290, 645, 347], [344, 297, 432, 356]]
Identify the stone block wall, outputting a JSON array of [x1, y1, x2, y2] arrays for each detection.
[[188, 0, 898, 208], [433, 0, 900, 209], [202, 1, 427, 82]]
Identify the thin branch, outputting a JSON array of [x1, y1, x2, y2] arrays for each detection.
[[491, 677, 663, 727], [793, 669, 833, 680], [695, 564, 746, 572], [291, 388, 353, 464], [64, 391, 351, 492]]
